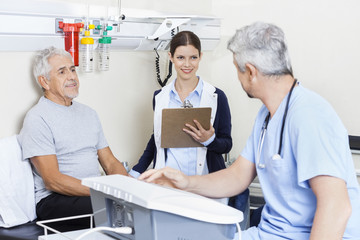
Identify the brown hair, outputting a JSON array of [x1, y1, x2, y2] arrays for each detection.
[[169, 31, 201, 56]]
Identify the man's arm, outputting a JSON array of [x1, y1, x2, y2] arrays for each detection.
[[309, 175, 352, 240], [98, 147, 128, 176], [31, 155, 91, 196], [140, 155, 256, 198]]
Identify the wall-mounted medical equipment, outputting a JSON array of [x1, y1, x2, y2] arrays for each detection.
[[82, 175, 243, 240], [96, 24, 113, 71], [80, 24, 95, 72], [0, 0, 220, 80], [58, 21, 84, 66], [0, 1, 220, 52]]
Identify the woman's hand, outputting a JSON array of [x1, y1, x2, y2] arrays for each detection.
[[139, 167, 189, 190], [183, 119, 215, 143]]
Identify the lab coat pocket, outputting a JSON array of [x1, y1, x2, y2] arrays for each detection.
[[268, 155, 295, 196]]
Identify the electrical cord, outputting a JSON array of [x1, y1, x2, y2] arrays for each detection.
[[73, 220, 238, 240], [154, 28, 177, 87], [155, 48, 172, 87], [236, 222, 242, 240], [74, 226, 133, 240]]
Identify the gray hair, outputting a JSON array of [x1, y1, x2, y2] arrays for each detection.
[[32, 46, 73, 88], [227, 22, 293, 77]]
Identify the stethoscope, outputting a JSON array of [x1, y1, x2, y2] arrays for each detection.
[[256, 78, 298, 169]]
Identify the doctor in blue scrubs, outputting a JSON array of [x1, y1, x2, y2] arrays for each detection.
[[140, 21, 360, 240]]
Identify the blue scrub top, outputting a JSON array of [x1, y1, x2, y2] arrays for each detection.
[[241, 84, 360, 239]]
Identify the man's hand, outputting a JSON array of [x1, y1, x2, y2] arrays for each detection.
[[139, 167, 189, 190]]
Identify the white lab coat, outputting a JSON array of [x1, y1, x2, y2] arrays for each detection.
[[153, 80, 218, 175]]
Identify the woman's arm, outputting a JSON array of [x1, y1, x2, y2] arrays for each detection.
[[206, 89, 232, 154], [130, 134, 156, 175]]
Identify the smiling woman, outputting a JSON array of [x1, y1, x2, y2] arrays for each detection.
[[129, 30, 251, 230], [170, 44, 201, 100], [168, 31, 202, 96], [129, 30, 233, 178]]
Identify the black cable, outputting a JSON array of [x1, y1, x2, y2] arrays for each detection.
[[155, 49, 172, 87], [277, 78, 297, 155], [154, 28, 177, 87]]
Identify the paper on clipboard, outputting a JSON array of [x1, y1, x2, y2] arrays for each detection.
[[161, 107, 211, 148]]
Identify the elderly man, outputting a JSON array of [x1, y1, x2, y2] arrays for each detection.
[[18, 47, 128, 230], [139, 22, 360, 240]]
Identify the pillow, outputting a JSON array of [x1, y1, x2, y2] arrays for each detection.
[[0, 135, 36, 228]]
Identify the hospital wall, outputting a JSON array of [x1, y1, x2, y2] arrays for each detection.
[[1, 0, 360, 176]]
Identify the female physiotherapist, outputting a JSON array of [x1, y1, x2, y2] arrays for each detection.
[[129, 31, 232, 178]]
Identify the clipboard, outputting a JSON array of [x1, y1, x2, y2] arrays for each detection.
[[161, 107, 211, 148]]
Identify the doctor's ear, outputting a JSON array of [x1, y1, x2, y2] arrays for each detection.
[[245, 63, 258, 79], [38, 76, 50, 90]]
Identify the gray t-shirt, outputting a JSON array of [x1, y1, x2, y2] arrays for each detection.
[[18, 97, 108, 204]]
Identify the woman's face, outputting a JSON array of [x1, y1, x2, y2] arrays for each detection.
[[169, 44, 202, 82]]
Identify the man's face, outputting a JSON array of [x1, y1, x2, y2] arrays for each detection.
[[233, 55, 253, 98], [45, 55, 79, 104]]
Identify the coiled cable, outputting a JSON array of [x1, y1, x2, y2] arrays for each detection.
[[154, 28, 177, 87], [155, 48, 172, 87]]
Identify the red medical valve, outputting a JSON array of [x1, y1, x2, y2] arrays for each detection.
[[59, 22, 84, 66]]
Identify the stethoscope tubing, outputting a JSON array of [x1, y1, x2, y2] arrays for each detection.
[[277, 79, 298, 155], [256, 78, 298, 169]]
